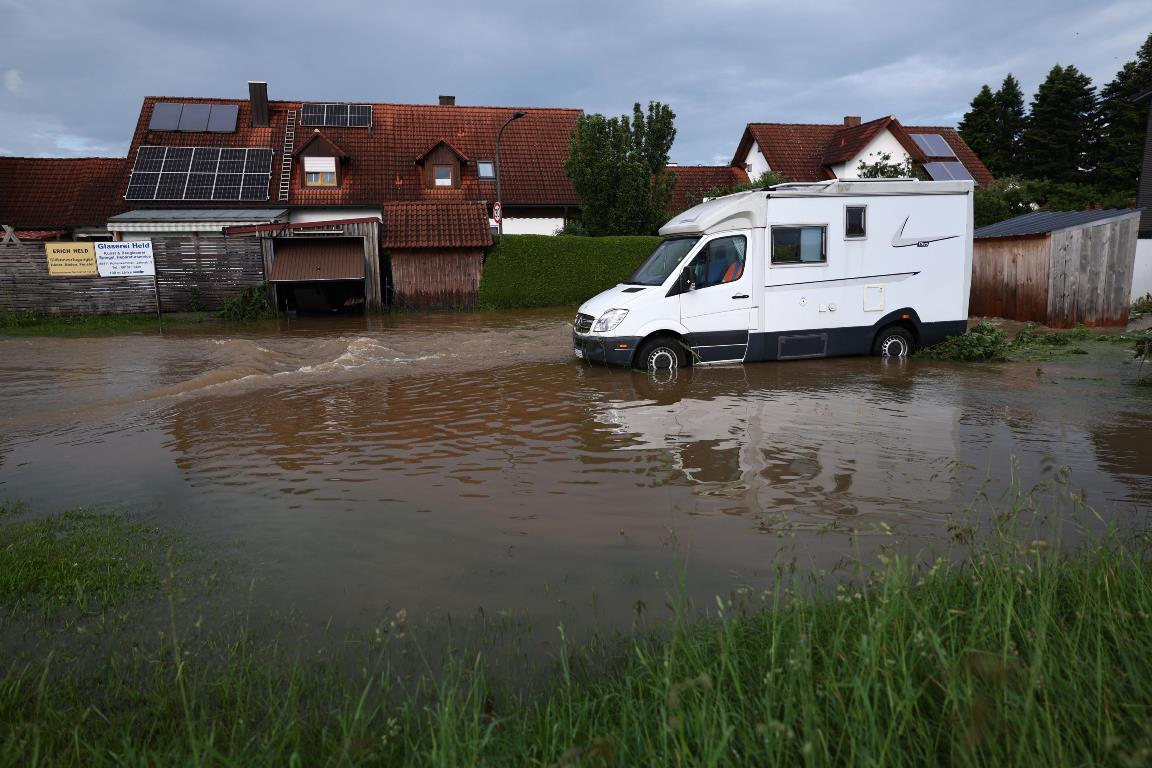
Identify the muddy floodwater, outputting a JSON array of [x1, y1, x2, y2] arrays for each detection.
[[1, 309, 1150, 639]]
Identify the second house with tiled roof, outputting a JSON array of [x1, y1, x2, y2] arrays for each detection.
[[730, 115, 993, 185], [111, 83, 582, 311]]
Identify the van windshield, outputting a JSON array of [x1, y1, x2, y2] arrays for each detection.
[[626, 237, 701, 285]]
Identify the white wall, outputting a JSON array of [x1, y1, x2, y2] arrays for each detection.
[[830, 129, 912, 179], [289, 208, 381, 224], [1133, 238, 1152, 302], [490, 217, 565, 235], [743, 140, 771, 180]]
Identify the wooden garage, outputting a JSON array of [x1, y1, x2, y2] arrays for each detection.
[[971, 209, 1141, 328], [382, 202, 493, 308]]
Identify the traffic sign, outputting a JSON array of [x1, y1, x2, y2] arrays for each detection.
[[493, 201, 502, 224]]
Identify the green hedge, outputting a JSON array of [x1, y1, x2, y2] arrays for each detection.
[[479, 234, 661, 309]]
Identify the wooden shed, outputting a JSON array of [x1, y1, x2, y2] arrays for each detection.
[[382, 202, 493, 308], [971, 209, 1141, 328]]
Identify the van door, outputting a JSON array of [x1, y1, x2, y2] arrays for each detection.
[[679, 234, 754, 362]]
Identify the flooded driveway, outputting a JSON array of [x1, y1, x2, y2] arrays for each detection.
[[1, 309, 1150, 636]]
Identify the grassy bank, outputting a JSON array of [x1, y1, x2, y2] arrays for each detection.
[[1, 502, 1150, 766], [479, 235, 661, 309], [919, 320, 1152, 363], [0, 309, 213, 336]]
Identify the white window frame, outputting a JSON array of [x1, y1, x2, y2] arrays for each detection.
[[477, 160, 495, 180]]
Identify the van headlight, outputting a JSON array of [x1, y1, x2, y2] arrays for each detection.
[[592, 309, 628, 333]]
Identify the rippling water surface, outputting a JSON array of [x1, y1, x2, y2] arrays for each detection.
[[1, 310, 1149, 635]]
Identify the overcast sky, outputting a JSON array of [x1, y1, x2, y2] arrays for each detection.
[[1, 0, 1149, 165]]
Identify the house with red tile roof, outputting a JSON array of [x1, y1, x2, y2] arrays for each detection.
[[0, 156, 128, 241], [666, 165, 751, 215], [730, 115, 993, 186], [107, 83, 582, 310]]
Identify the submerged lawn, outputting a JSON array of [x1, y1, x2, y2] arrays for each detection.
[[0, 502, 1150, 766]]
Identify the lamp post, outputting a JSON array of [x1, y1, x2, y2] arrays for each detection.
[[494, 111, 526, 237]]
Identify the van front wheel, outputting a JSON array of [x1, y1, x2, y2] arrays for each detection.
[[635, 337, 688, 371], [872, 326, 915, 357]]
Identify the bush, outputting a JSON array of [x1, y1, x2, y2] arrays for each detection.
[[1132, 293, 1152, 318], [479, 235, 662, 309], [917, 321, 1009, 361], [974, 177, 1133, 229], [219, 284, 275, 321]]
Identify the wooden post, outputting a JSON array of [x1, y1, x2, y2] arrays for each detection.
[[364, 222, 383, 313]]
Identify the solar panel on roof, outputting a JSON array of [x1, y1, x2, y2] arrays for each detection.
[[149, 103, 183, 131], [178, 104, 211, 132], [911, 133, 956, 159], [300, 103, 372, 127], [923, 161, 973, 182], [207, 104, 239, 132], [125, 146, 273, 201]]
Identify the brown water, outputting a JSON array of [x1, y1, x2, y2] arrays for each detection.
[[1, 309, 1150, 637]]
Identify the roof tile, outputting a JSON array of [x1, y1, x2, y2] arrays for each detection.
[[0, 157, 129, 229], [381, 202, 493, 249], [667, 165, 750, 213]]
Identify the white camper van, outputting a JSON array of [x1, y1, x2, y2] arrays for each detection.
[[572, 179, 973, 368]]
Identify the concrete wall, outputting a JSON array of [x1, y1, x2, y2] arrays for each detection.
[[1133, 238, 1152, 301]]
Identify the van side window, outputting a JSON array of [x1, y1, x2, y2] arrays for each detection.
[[771, 226, 826, 265], [686, 235, 746, 289], [845, 206, 866, 238]]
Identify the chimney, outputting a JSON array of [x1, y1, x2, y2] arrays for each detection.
[[249, 81, 269, 127], [439, 95, 456, 106], [843, 115, 861, 127]]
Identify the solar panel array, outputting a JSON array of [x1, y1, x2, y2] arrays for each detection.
[[923, 162, 974, 182], [300, 103, 372, 128], [148, 103, 239, 133], [910, 133, 956, 159], [125, 146, 274, 200]]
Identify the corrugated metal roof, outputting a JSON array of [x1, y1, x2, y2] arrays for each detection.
[[974, 209, 1140, 239], [269, 239, 364, 282], [109, 208, 289, 222]]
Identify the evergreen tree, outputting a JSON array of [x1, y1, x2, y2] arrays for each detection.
[[1020, 65, 1097, 183], [958, 84, 997, 168], [565, 101, 677, 235], [990, 74, 1027, 176], [1094, 32, 1152, 195]]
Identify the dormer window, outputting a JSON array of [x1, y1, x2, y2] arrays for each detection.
[[433, 165, 453, 187], [304, 156, 338, 187], [416, 138, 470, 190], [477, 161, 495, 180]]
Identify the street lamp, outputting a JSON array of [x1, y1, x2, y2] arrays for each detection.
[[494, 111, 526, 237]]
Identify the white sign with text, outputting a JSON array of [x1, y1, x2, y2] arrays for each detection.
[[95, 241, 155, 277]]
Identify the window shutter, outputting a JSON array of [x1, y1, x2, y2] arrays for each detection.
[[303, 156, 337, 173]]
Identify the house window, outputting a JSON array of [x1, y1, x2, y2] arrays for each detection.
[[845, 206, 866, 238], [771, 226, 826, 265], [477, 161, 495, 180], [433, 165, 453, 186], [303, 156, 338, 187]]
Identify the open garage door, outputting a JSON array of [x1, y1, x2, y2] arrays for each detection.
[[270, 238, 366, 314]]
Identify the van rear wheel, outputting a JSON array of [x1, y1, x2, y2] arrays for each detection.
[[872, 326, 915, 357], [635, 337, 688, 371]]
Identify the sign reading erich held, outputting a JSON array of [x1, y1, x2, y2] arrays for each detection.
[[95, 241, 155, 277], [44, 242, 98, 276]]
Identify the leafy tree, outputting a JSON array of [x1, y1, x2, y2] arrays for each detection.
[[855, 152, 915, 178], [958, 84, 997, 169], [973, 177, 1131, 228], [1020, 65, 1097, 183], [1094, 32, 1152, 195], [990, 74, 1027, 176], [565, 101, 677, 235]]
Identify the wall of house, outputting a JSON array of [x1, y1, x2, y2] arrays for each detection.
[[389, 249, 484, 308], [289, 209, 382, 225], [970, 235, 1051, 322], [1133, 238, 1152, 301], [1046, 217, 1139, 327], [490, 217, 564, 235], [829, 130, 912, 179], [744, 141, 770, 179]]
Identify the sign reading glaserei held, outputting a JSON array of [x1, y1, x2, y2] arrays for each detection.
[[95, 241, 155, 277]]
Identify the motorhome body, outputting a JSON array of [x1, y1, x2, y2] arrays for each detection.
[[572, 179, 974, 368]]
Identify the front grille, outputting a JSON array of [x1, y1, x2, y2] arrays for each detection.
[[574, 313, 594, 334]]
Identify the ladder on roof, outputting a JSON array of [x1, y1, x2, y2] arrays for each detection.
[[278, 109, 297, 202]]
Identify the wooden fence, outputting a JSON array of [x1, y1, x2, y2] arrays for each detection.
[[0, 236, 264, 315]]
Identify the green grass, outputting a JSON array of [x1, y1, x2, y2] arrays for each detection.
[[479, 234, 662, 309], [0, 507, 169, 616], [919, 321, 1152, 363], [0, 309, 196, 336], [1, 503, 1150, 766]]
